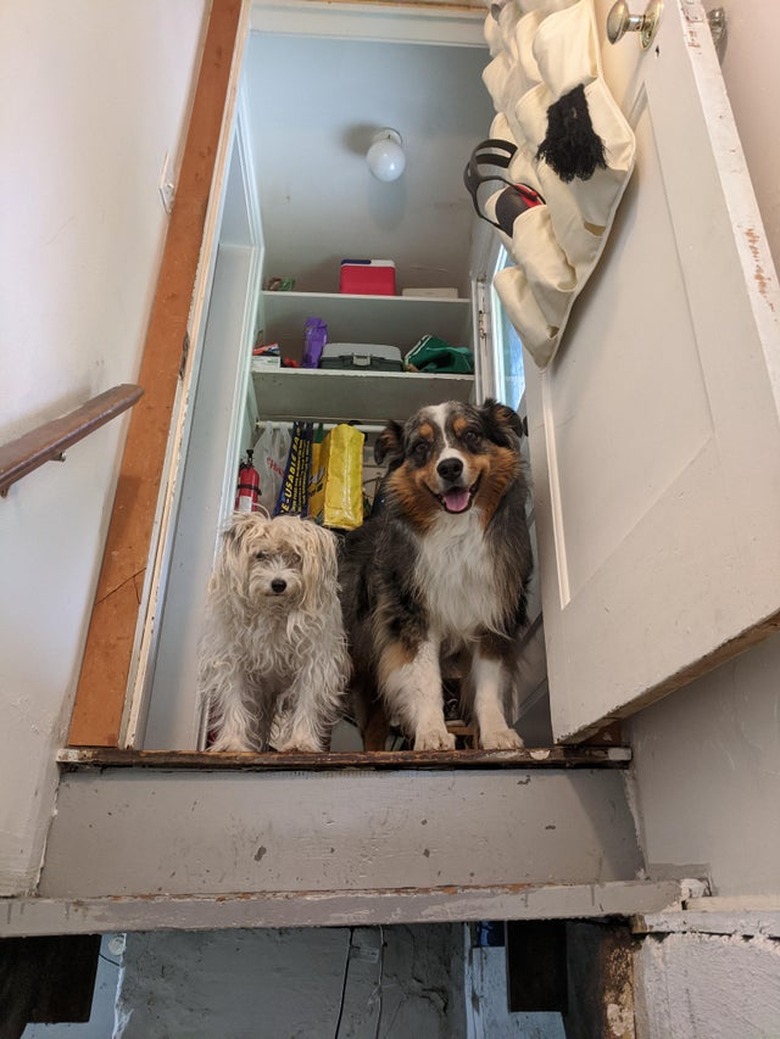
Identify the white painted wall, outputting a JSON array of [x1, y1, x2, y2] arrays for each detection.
[[628, 631, 780, 897], [0, 0, 207, 894], [635, 932, 780, 1039]]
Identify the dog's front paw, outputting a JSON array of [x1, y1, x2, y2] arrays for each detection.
[[480, 728, 524, 751], [413, 727, 457, 752]]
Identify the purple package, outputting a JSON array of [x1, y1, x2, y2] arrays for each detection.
[[302, 317, 328, 368]]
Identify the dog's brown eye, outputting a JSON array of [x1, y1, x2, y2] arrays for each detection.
[[255, 551, 267, 561], [411, 441, 429, 464], [462, 429, 482, 449]]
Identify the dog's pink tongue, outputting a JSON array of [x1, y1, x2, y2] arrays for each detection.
[[444, 488, 471, 513]]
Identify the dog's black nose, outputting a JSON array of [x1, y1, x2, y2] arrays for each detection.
[[437, 457, 463, 482], [271, 578, 287, 594]]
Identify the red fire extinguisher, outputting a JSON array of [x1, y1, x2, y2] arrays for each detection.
[[235, 449, 261, 512]]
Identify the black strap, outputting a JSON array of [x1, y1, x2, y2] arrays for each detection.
[[464, 139, 517, 228], [464, 138, 544, 233]]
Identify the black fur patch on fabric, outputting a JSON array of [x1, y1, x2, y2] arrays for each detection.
[[536, 84, 607, 183]]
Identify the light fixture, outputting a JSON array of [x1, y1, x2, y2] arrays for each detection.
[[366, 128, 406, 183]]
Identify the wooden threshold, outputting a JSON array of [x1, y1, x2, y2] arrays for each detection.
[[57, 745, 631, 772]]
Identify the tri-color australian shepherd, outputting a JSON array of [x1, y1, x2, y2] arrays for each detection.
[[339, 398, 532, 752]]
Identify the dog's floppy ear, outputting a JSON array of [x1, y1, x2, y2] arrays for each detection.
[[299, 521, 340, 611], [221, 511, 260, 557], [374, 420, 405, 467], [480, 398, 525, 445], [220, 509, 271, 566], [210, 512, 263, 601]]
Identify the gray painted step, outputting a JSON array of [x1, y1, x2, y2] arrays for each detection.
[[40, 767, 643, 900]]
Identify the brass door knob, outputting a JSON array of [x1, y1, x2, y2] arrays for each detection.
[[607, 0, 663, 49]]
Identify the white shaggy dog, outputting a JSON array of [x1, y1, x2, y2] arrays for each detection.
[[198, 511, 349, 752]]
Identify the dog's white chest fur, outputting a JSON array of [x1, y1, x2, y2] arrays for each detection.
[[414, 510, 502, 638]]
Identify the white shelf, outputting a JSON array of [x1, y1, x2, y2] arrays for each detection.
[[260, 290, 472, 357], [252, 367, 475, 425]]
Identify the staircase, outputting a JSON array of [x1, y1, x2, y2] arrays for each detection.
[[0, 747, 686, 935]]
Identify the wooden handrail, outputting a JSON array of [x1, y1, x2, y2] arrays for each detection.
[[0, 384, 143, 498]]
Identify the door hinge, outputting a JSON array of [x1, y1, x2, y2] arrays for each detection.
[[707, 7, 726, 53], [476, 279, 491, 343]]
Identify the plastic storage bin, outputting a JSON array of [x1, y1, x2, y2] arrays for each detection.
[[319, 343, 403, 371]]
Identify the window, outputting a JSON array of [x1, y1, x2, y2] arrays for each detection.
[[490, 246, 525, 411]]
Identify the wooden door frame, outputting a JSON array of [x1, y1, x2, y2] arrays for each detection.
[[68, 0, 248, 747], [68, 0, 485, 749]]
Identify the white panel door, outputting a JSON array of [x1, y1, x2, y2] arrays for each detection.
[[525, 0, 780, 740]]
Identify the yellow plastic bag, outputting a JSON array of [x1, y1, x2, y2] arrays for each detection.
[[308, 424, 365, 529]]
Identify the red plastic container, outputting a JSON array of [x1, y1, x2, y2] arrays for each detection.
[[339, 259, 396, 296]]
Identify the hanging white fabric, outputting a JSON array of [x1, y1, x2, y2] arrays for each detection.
[[479, 0, 636, 369]]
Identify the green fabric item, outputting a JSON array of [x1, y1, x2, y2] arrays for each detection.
[[404, 334, 474, 374]]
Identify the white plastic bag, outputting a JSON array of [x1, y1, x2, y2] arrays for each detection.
[[252, 423, 291, 513]]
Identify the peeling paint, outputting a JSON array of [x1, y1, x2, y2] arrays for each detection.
[[607, 1001, 633, 1036], [680, 0, 710, 53], [744, 226, 776, 311]]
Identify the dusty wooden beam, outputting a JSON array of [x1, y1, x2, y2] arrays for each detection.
[[57, 745, 632, 771], [68, 0, 244, 747]]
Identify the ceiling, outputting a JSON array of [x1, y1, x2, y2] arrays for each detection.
[[242, 21, 495, 296]]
